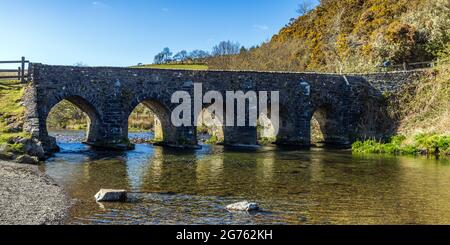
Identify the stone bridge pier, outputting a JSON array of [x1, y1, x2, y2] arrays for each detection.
[[23, 63, 414, 155]]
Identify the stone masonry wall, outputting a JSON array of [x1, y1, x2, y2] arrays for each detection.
[[23, 64, 425, 154]]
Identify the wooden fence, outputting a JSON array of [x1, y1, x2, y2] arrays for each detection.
[[376, 61, 442, 72], [0, 57, 30, 83]]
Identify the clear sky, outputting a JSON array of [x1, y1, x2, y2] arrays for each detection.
[[0, 0, 317, 67]]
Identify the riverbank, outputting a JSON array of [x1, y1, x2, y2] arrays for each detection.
[[0, 160, 70, 225], [352, 64, 450, 158], [352, 134, 450, 157]]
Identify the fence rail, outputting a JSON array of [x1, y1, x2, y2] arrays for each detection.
[[377, 61, 441, 72], [0, 57, 30, 83]]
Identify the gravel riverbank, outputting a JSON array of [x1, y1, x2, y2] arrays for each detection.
[[0, 161, 70, 225]]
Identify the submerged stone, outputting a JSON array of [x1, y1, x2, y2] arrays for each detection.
[[95, 189, 127, 202], [226, 201, 260, 212]]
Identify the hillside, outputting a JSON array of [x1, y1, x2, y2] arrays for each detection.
[[208, 0, 450, 73], [207, 0, 450, 156]]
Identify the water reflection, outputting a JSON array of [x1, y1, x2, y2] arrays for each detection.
[[40, 133, 450, 224]]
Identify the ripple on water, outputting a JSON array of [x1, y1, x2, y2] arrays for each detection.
[[40, 132, 450, 225]]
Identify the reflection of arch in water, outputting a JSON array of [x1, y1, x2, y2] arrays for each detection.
[[256, 151, 275, 182], [139, 147, 165, 190], [140, 147, 200, 192], [195, 154, 224, 189]]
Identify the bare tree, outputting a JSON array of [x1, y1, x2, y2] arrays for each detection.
[[154, 47, 173, 64], [173, 50, 188, 62], [297, 1, 313, 16], [189, 50, 210, 61], [212, 41, 241, 56]]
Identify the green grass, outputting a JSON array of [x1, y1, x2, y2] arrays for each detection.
[[133, 64, 208, 70], [0, 80, 28, 143], [205, 135, 224, 145], [0, 80, 30, 154], [259, 137, 276, 145], [352, 134, 450, 157]]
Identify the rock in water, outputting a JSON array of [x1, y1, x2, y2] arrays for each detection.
[[95, 189, 127, 202], [226, 201, 260, 212]]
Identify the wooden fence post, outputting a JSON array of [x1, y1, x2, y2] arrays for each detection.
[[21, 56, 25, 83]]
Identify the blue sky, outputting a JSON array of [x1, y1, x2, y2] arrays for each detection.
[[0, 0, 317, 67]]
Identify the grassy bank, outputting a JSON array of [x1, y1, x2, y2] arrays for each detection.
[[0, 80, 29, 155], [352, 60, 450, 158], [353, 134, 450, 157], [391, 65, 450, 135]]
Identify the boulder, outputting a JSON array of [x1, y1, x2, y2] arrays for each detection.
[[226, 201, 260, 212], [10, 137, 46, 160], [95, 189, 127, 202], [5, 122, 23, 133], [23, 139, 46, 160], [0, 151, 14, 160], [16, 155, 40, 165]]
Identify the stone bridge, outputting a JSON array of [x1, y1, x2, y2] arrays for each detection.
[[23, 64, 422, 154]]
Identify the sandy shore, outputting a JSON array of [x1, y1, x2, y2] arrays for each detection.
[[0, 161, 70, 225]]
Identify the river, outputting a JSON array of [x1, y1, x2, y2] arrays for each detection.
[[40, 130, 450, 225]]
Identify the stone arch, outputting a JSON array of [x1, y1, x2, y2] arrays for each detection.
[[258, 102, 304, 146], [309, 102, 349, 146], [196, 103, 225, 144], [43, 95, 102, 152], [257, 111, 276, 144], [257, 103, 281, 145], [310, 104, 331, 145], [126, 92, 197, 147], [127, 98, 175, 144]]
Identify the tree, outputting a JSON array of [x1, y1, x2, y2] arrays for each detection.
[[153, 53, 165, 64], [154, 47, 173, 64], [161, 47, 173, 62], [212, 41, 241, 56], [189, 50, 210, 60], [173, 50, 188, 62], [297, 1, 313, 16]]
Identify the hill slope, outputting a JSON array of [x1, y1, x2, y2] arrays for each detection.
[[208, 0, 450, 73]]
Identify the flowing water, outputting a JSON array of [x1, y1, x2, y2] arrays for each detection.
[[41, 131, 450, 225]]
